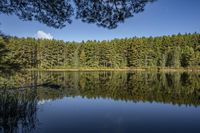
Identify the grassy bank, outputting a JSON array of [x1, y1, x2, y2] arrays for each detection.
[[28, 67, 200, 72]]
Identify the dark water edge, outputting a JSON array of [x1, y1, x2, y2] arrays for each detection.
[[0, 71, 200, 133]]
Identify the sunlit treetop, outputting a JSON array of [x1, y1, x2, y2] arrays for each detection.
[[0, 0, 155, 29]]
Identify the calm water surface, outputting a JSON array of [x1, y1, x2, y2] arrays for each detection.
[[0, 71, 200, 133]]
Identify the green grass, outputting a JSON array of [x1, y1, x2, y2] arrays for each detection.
[[28, 67, 200, 72]]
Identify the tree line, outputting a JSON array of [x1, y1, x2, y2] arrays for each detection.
[[0, 33, 200, 70]]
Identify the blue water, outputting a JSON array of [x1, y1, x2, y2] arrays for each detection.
[[34, 97, 200, 133]]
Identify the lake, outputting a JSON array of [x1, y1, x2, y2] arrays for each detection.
[[0, 71, 200, 133]]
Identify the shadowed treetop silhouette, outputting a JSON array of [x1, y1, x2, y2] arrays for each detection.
[[75, 0, 155, 29], [0, 0, 156, 29]]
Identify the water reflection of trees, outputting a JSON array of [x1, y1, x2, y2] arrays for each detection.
[[0, 89, 38, 133], [1, 71, 200, 107], [0, 72, 199, 132]]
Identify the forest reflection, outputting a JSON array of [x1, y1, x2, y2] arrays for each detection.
[[0, 71, 200, 105], [0, 71, 200, 132], [0, 89, 37, 133]]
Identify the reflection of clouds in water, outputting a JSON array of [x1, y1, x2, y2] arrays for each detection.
[[38, 99, 52, 105]]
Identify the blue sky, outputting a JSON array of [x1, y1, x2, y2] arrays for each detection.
[[0, 0, 200, 42]]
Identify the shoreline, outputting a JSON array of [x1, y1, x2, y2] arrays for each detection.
[[28, 68, 200, 72]]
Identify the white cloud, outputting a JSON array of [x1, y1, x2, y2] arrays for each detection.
[[35, 30, 53, 40]]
